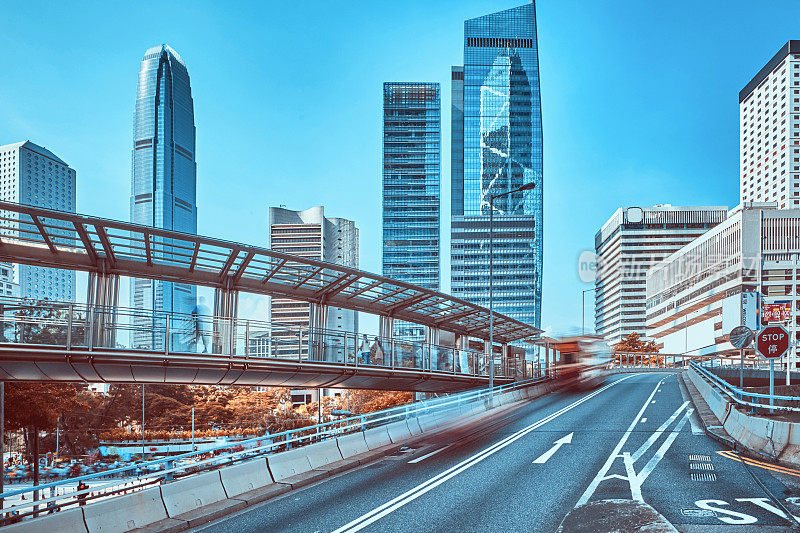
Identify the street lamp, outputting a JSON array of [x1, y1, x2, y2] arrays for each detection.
[[582, 287, 597, 335], [489, 181, 537, 391]]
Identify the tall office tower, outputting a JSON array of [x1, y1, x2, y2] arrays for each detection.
[[382, 82, 441, 341], [268, 206, 358, 406], [594, 205, 728, 347], [0, 141, 76, 301], [740, 41, 800, 208], [130, 44, 197, 350], [451, 3, 543, 329]]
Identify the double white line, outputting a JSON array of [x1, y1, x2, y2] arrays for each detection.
[[331, 375, 636, 533]]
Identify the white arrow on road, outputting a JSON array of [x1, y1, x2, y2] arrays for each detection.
[[532, 432, 574, 464]]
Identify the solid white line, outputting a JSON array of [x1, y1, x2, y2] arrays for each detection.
[[630, 401, 689, 462], [331, 375, 637, 533], [408, 446, 451, 464], [575, 377, 665, 507], [636, 409, 692, 484]]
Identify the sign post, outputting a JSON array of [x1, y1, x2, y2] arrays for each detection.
[[756, 325, 790, 412]]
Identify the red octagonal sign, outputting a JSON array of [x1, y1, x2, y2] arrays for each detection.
[[756, 325, 790, 359]]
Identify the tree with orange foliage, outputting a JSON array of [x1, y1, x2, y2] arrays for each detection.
[[348, 390, 413, 414], [614, 333, 661, 365]]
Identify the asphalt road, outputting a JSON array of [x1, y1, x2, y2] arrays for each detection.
[[197, 373, 800, 532]]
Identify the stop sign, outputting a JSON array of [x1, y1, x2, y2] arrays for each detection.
[[756, 325, 790, 359]]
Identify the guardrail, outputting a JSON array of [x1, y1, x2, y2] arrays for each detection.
[[690, 361, 800, 413], [0, 297, 528, 380], [0, 375, 548, 524]]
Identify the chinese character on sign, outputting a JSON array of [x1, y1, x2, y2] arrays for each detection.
[[762, 302, 791, 324]]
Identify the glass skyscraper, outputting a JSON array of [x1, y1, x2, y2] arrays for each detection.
[[130, 44, 197, 349], [382, 82, 441, 340], [451, 2, 543, 329]]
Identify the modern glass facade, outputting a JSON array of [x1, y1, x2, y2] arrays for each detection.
[[451, 3, 543, 329], [382, 82, 441, 340], [130, 44, 197, 349]]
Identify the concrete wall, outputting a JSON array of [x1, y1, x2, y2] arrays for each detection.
[[687, 367, 800, 465]]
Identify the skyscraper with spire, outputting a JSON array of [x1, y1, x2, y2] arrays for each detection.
[[130, 44, 197, 349]]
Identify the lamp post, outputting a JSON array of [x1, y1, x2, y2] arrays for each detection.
[[582, 287, 597, 336], [489, 182, 536, 391]]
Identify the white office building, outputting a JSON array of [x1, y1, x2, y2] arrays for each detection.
[[740, 40, 800, 209], [266, 206, 359, 406], [594, 205, 728, 346], [0, 141, 76, 302], [645, 203, 800, 357]]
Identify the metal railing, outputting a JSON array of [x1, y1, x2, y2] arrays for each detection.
[[690, 361, 800, 413], [609, 352, 715, 369], [0, 297, 528, 380], [0, 375, 547, 524]]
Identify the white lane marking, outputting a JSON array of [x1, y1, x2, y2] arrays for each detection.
[[622, 452, 642, 501], [636, 408, 692, 484], [688, 409, 704, 436], [331, 375, 637, 533], [532, 432, 573, 464], [640, 418, 647, 424], [408, 446, 451, 464], [631, 401, 689, 462], [736, 497, 800, 522], [576, 377, 665, 506], [695, 500, 758, 524]]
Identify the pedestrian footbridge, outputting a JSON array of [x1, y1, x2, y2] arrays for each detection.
[[0, 201, 542, 391]]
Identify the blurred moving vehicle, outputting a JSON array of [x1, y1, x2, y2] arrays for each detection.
[[551, 335, 612, 390]]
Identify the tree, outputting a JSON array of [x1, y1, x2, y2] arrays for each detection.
[[614, 333, 660, 365], [347, 390, 412, 414]]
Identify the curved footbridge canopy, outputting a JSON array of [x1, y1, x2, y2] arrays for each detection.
[[0, 202, 542, 391]]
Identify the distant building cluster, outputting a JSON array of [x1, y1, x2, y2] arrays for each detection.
[[594, 40, 800, 360], [1, 2, 546, 404]]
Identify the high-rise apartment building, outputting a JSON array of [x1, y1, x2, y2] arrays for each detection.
[[740, 40, 800, 209], [594, 205, 728, 347], [451, 2, 543, 329], [382, 82, 440, 340], [130, 44, 197, 349], [0, 141, 76, 301], [267, 206, 358, 406]]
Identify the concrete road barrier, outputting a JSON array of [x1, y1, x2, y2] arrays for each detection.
[[385, 420, 413, 443], [416, 413, 442, 432], [337, 432, 369, 458], [688, 368, 800, 465], [161, 470, 228, 518], [219, 458, 273, 497], [3, 507, 87, 533], [306, 438, 344, 469], [267, 446, 314, 482], [406, 417, 422, 435], [82, 486, 169, 533], [363, 426, 392, 450]]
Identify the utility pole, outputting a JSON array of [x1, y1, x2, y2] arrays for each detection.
[[582, 288, 597, 336], [191, 407, 195, 452], [141, 384, 145, 458], [1, 381, 4, 511]]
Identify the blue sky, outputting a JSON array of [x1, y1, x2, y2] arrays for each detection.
[[1, 0, 799, 335]]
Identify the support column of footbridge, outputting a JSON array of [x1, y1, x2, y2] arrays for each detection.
[[213, 276, 239, 355], [86, 260, 119, 349]]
